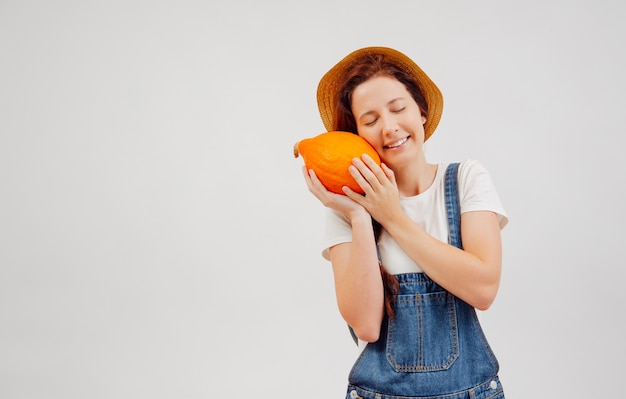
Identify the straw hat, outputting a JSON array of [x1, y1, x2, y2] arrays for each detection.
[[316, 46, 443, 141]]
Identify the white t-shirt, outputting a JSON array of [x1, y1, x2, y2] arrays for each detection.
[[321, 159, 508, 274]]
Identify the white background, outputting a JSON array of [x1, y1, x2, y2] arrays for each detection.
[[1, 1, 624, 398]]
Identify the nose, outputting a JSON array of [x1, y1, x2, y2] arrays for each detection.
[[382, 116, 399, 136]]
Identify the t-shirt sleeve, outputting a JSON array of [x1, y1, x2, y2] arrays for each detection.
[[321, 208, 353, 261], [458, 159, 509, 229]]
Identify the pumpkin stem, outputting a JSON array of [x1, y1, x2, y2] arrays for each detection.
[[293, 142, 300, 158]]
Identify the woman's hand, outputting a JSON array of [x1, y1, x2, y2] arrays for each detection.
[[301, 166, 368, 220], [343, 154, 403, 226]]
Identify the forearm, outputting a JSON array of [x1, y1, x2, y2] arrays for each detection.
[[330, 213, 385, 342], [383, 212, 502, 310]]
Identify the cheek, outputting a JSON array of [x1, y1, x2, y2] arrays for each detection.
[[356, 131, 379, 148]]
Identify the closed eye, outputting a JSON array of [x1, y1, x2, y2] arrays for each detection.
[[364, 118, 378, 127]]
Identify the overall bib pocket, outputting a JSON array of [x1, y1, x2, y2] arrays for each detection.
[[386, 291, 459, 372]]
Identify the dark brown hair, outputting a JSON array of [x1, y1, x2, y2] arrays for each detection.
[[373, 220, 399, 319]]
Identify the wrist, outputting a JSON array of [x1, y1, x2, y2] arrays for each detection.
[[348, 208, 372, 225]]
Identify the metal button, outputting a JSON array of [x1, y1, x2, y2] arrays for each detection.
[[350, 390, 360, 399], [490, 380, 498, 390]]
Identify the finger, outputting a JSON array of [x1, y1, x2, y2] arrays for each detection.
[[351, 157, 379, 183], [343, 185, 367, 205], [301, 166, 313, 188], [361, 154, 390, 185], [361, 153, 380, 169], [349, 164, 375, 195], [352, 157, 385, 192], [307, 168, 326, 191], [301, 166, 311, 180], [303, 167, 325, 194], [380, 162, 396, 185]]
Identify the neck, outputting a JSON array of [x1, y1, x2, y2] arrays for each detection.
[[394, 158, 438, 197]]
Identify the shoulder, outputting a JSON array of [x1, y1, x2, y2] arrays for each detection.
[[455, 159, 509, 229], [458, 158, 489, 178], [440, 159, 490, 189], [454, 159, 496, 190]]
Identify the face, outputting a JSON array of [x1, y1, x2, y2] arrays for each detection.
[[350, 75, 427, 168]]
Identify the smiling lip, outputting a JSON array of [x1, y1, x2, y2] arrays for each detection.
[[384, 136, 409, 149]]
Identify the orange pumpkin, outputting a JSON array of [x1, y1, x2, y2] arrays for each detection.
[[294, 131, 381, 195]]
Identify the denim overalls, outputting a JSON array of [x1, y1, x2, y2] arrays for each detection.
[[346, 163, 504, 399]]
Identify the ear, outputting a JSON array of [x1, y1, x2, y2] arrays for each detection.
[[421, 114, 427, 125]]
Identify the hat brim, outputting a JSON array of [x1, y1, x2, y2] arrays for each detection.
[[316, 46, 443, 141]]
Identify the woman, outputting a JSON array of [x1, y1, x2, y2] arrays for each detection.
[[302, 47, 509, 399]]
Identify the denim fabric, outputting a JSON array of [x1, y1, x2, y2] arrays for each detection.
[[346, 375, 504, 399], [445, 163, 463, 250], [345, 163, 504, 398]]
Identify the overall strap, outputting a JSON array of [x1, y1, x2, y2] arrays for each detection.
[[445, 162, 463, 250]]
